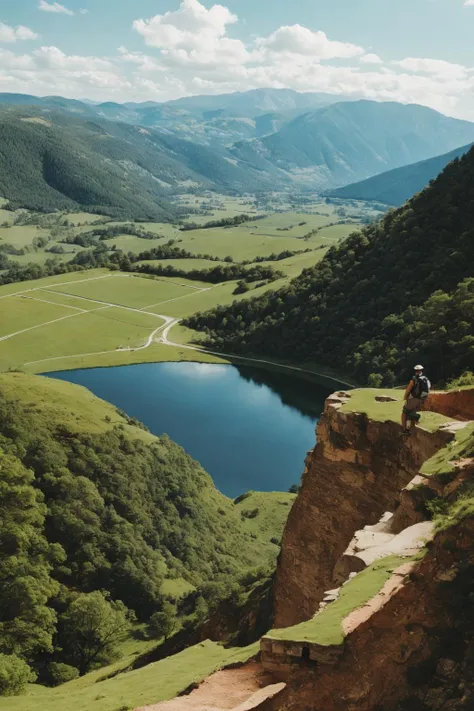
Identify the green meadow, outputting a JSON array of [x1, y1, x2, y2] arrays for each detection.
[[0, 197, 380, 374], [0, 640, 259, 711]]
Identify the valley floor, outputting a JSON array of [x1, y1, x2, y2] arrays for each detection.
[[0, 269, 354, 387]]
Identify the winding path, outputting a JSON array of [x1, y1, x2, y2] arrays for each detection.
[[1, 272, 353, 387]]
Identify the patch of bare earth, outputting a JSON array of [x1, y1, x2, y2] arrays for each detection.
[[20, 117, 52, 126], [134, 661, 285, 711]]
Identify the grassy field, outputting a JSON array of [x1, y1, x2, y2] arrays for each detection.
[[340, 389, 453, 432], [0, 196, 379, 374], [235, 491, 296, 541], [48, 274, 193, 309], [267, 555, 412, 645], [0, 641, 259, 711], [0, 197, 380, 269], [0, 267, 353, 374]]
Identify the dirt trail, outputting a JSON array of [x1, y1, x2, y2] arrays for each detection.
[[134, 662, 285, 711]]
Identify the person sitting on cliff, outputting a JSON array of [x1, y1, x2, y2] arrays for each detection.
[[401, 365, 431, 436]]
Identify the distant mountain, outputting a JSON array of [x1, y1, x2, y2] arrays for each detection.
[[0, 89, 354, 150], [2, 93, 474, 202], [230, 101, 474, 189], [0, 107, 281, 218], [163, 88, 355, 117], [327, 142, 474, 205]]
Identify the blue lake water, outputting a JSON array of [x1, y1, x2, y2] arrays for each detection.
[[46, 363, 333, 498]]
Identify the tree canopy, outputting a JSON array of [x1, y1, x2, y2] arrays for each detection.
[[186, 147, 474, 386]]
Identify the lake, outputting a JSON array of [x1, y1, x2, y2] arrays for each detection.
[[46, 363, 334, 498]]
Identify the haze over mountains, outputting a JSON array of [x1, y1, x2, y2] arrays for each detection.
[[328, 142, 474, 206], [2, 89, 474, 216]]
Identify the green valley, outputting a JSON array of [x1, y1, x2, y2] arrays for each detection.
[[0, 196, 377, 375], [0, 371, 293, 695]]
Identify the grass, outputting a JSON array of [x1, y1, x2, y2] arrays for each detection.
[[340, 389, 452, 432], [48, 274, 190, 310], [267, 555, 413, 646], [21, 343, 228, 375], [0, 198, 374, 374], [0, 268, 111, 296], [421, 421, 474, 478], [0, 224, 51, 248], [0, 372, 142, 436], [0, 295, 73, 337], [0, 640, 259, 711], [0, 309, 164, 371], [161, 578, 196, 600], [235, 491, 296, 543], [26, 289, 106, 311], [64, 212, 108, 225], [176, 229, 306, 260]]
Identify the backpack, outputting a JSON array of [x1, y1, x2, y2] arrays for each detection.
[[412, 374, 431, 399]]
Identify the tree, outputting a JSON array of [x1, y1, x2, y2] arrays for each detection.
[[148, 602, 177, 641], [194, 596, 209, 624], [0, 654, 36, 696], [60, 592, 132, 675], [0, 450, 59, 662]]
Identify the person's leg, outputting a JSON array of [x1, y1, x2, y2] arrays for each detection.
[[401, 409, 408, 430]]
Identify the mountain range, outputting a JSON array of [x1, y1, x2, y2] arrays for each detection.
[[0, 106, 278, 219], [229, 101, 474, 189], [327, 142, 474, 206], [2, 90, 474, 216]]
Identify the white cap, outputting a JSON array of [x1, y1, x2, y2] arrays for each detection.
[[414, 365, 424, 371]]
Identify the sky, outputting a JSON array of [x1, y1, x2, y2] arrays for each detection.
[[1, 0, 474, 118]]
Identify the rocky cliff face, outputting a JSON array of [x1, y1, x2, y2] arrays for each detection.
[[274, 392, 453, 628], [265, 387, 474, 711], [266, 513, 474, 711]]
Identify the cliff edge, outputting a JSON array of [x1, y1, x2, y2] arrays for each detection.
[[261, 387, 474, 711]]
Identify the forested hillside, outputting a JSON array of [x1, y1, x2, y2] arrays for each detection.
[[0, 108, 276, 218], [328, 142, 474, 206], [0, 373, 285, 686], [187, 147, 474, 386]]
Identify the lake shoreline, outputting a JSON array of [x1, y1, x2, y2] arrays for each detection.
[[46, 361, 334, 498]]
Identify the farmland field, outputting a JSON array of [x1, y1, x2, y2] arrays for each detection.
[[0, 196, 386, 374]]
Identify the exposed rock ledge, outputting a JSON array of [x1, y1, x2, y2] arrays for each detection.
[[273, 390, 456, 628]]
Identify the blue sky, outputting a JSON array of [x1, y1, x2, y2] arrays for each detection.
[[1, 0, 473, 117]]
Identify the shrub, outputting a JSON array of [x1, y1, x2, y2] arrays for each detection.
[[0, 654, 36, 696], [240, 508, 259, 520], [47, 662, 80, 687], [447, 371, 474, 389], [233, 491, 254, 505]]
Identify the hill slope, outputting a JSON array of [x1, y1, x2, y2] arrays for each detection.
[[186, 146, 474, 385], [230, 101, 474, 188], [0, 108, 279, 217], [328, 142, 474, 206], [0, 372, 290, 671]]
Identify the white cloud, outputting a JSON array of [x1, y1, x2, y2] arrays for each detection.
[[38, 1, 74, 16], [464, 0, 474, 6], [360, 53, 382, 65], [256, 25, 363, 60], [394, 57, 470, 79], [0, 22, 38, 42], [0, 0, 474, 120], [133, 0, 248, 68], [80, 9, 89, 15]]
